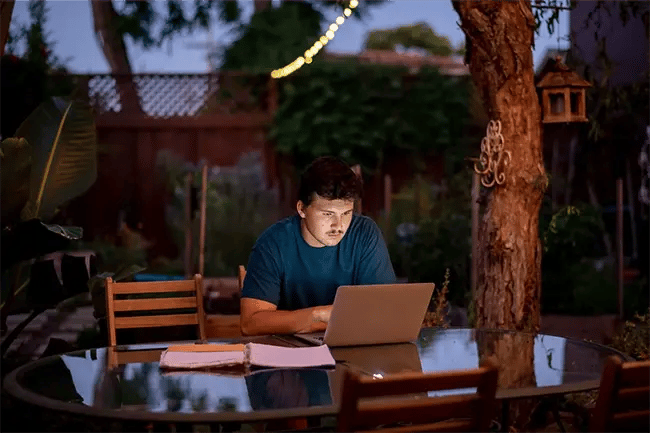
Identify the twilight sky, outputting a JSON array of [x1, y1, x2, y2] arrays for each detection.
[[10, 0, 569, 73]]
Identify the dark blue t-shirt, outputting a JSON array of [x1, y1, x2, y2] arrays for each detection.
[[242, 214, 396, 310]]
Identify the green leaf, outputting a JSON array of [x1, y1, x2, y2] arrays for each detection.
[[42, 222, 83, 240], [17, 96, 97, 221], [1, 137, 32, 225]]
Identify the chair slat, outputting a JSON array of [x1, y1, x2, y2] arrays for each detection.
[[620, 362, 650, 386], [114, 313, 199, 329], [355, 368, 488, 398], [614, 386, 650, 410], [376, 419, 472, 433], [353, 394, 478, 428], [110, 281, 196, 294], [113, 297, 198, 312], [611, 409, 650, 432]]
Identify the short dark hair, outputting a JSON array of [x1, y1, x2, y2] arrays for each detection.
[[298, 156, 363, 206]]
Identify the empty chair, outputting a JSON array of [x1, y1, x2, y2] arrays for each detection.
[[337, 361, 498, 432], [590, 355, 650, 432], [105, 274, 206, 346]]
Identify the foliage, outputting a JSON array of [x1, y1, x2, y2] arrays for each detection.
[[158, 150, 279, 277], [1, 96, 97, 225], [540, 204, 607, 313], [364, 22, 460, 56], [0, 90, 97, 356], [388, 170, 473, 307], [422, 268, 450, 328], [2, 0, 74, 139], [89, 0, 380, 71], [610, 308, 650, 361], [539, 203, 648, 315], [270, 61, 471, 173], [221, 1, 323, 72]]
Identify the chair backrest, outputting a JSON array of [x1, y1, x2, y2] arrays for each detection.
[[337, 361, 498, 432], [590, 355, 650, 432], [238, 265, 246, 291], [105, 274, 206, 346]]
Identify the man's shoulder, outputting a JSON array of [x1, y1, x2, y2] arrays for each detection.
[[256, 214, 299, 244], [350, 214, 381, 232]]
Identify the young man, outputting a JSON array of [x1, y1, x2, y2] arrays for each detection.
[[240, 156, 396, 336]]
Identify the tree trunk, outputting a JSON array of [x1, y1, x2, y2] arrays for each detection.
[[453, 0, 544, 332], [0, 0, 15, 56], [90, 0, 143, 114]]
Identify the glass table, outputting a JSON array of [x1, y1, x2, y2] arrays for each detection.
[[3, 328, 629, 430]]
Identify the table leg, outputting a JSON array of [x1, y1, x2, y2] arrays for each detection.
[[550, 397, 567, 433], [500, 400, 510, 432]]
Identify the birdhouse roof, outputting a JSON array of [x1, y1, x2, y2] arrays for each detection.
[[536, 59, 592, 89]]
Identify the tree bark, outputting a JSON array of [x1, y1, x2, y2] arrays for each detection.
[[90, 0, 143, 114], [0, 0, 15, 56], [453, 0, 545, 332]]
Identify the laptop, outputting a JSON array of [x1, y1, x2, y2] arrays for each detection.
[[293, 283, 435, 347]]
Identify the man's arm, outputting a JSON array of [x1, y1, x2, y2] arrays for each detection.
[[240, 297, 332, 336]]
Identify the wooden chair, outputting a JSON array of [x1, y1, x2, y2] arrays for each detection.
[[337, 361, 498, 432], [105, 274, 206, 346], [590, 355, 650, 432]]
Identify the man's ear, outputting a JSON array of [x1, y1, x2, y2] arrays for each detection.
[[296, 200, 306, 218]]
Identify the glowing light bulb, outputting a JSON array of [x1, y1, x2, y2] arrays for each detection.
[[344, 8, 351, 16], [326, 30, 335, 39], [350, 0, 358, 8], [320, 36, 329, 45], [336, 16, 345, 25], [315, 41, 323, 50], [330, 23, 338, 32], [305, 56, 312, 64]]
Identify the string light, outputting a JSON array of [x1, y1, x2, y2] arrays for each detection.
[[271, 1, 358, 79]]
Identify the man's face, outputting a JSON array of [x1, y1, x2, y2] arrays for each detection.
[[297, 194, 354, 248]]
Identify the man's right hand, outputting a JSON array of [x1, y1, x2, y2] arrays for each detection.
[[310, 305, 332, 324]]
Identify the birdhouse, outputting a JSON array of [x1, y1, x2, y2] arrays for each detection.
[[536, 56, 591, 123]]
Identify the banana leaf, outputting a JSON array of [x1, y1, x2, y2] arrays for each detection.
[[16, 96, 97, 221], [1, 219, 82, 271], [0, 137, 32, 225]]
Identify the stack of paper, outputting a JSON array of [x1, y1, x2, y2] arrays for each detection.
[[159, 342, 335, 370]]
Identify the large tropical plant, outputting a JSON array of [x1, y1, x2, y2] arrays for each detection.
[[0, 93, 98, 356]]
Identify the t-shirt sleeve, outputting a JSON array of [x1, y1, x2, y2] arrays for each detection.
[[241, 238, 282, 306], [356, 218, 397, 285]]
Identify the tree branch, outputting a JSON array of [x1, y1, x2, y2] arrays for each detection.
[[0, 0, 15, 56]]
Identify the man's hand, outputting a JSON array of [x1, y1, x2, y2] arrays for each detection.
[[311, 306, 332, 324]]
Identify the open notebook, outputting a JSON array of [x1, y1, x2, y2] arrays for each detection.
[[159, 343, 336, 372]]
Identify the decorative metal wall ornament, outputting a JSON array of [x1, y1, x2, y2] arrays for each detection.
[[474, 120, 511, 187]]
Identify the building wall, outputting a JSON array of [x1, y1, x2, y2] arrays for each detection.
[[570, 2, 649, 86]]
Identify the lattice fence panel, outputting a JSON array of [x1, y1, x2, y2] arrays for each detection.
[[85, 74, 222, 118]]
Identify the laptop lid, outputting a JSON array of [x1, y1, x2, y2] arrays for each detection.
[[320, 283, 435, 347]]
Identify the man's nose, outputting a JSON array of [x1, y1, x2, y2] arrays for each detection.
[[331, 216, 341, 229]]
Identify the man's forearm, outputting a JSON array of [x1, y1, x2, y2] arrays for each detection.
[[240, 307, 328, 336]]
